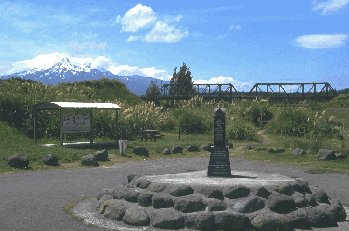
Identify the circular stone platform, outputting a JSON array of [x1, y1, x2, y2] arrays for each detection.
[[73, 170, 347, 231]]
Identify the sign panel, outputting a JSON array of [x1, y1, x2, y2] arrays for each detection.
[[62, 112, 91, 133]]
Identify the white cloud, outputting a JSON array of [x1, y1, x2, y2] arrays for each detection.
[[295, 34, 348, 48], [313, 0, 349, 14], [144, 21, 188, 43], [116, 4, 156, 32], [193, 76, 253, 91], [117, 4, 187, 43], [229, 24, 241, 31]]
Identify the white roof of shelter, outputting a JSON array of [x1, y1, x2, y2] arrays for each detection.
[[51, 102, 120, 109]]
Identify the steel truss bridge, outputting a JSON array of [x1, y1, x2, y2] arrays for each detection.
[[159, 82, 336, 100]]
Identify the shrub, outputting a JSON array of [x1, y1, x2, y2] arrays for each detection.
[[243, 103, 273, 126], [178, 110, 207, 134], [227, 121, 257, 141]]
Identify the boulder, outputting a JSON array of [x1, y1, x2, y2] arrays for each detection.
[[287, 208, 310, 229], [197, 187, 224, 200], [138, 192, 153, 207], [185, 212, 215, 231], [174, 194, 206, 213], [292, 148, 305, 156], [232, 196, 265, 213], [317, 149, 336, 160], [127, 174, 140, 183], [41, 154, 59, 166], [148, 182, 166, 193], [256, 186, 271, 198], [94, 149, 108, 161], [81, 154, 98, 167], [8, 154, 29, 169], [123, 188, 140, 203], [206, 198, 227, 211], [98, 194, 113, 209], [100, 199, 127, 220], [312, 189, 330, 204], [275, 183, 294, 196], [267, 193, 296, 214], [334, 152, 347, 159], [293, 180, 312, 194], [171, 145, 183, 154], [135, 178, 151, 189], [214, 211, 251, 231], [306, 204, 337, 227], [169, 185, 194, 197], [329, 200, 347, 222], [123, 206, 150, 226], [152, 193, 174, 208], [97, 188, 113, 200], [251, 212, 291, 231], [133, 147, 149, 157], [186, 145, 199, 152], [162, 147, 171, 155], [223, 185, 250, 199], [150, 208, 185, 229], [292, 192, 307, 208]]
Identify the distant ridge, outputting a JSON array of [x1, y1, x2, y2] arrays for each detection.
[[1, 54, 166, 96]]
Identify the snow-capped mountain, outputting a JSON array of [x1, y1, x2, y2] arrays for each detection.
[[1, 53, 167, 95]]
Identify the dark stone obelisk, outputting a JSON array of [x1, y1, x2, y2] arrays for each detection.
[[207, 108, 231, 177]]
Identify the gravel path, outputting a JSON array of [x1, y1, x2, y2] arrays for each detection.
[[0, 157, 348, 231]]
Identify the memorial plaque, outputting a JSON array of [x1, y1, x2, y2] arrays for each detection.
[[207, 108, 231, 177]]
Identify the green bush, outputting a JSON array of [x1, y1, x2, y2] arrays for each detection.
[[178, 111, 207, 134], [243, 103, 273, 126], [227, 122, 257, 141]]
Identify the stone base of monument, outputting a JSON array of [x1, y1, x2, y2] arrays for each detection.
[[72, 170, 348, 231]]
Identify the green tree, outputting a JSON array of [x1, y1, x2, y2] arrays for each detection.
[[169, 63, 194, 97], [145, 81, 161, 106]]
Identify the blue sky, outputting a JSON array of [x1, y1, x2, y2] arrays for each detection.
[[0, 0, 348, 89]]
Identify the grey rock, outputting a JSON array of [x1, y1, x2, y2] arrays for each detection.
[[150, 208, 184, 229], [171, 145, 183, 154], [251, 212, 291, 231], [80, 154, 98, 167], [305, 194, 318, 207], [133, 147, 149, 156], [306, 204, 337, 227], [206, 198, 227, 211], [152, 193, 174, 208], [267, 193, 296, 214], [329, 200, 347, 222], [127, 174, 140, 183], [185, 212, 215, 231], [223, 185, 250, 199], [134, 178, 151, 189], [101, 199, 127, 220], [232, 196, 265, 213], [292, 192, 306, 208], [41, 154, 59, 166], [275, 184, 294, 196], [148, 182, 166, 193], [94, 149, 108, 161], [287, 208, 310, 229], [138, 192, 153, 207], [123, 187, 140, 203], [334, 152, 347, 159], [214, 211, 251, 231], [292, 148, 305, 156], [98, 194, 113, 209], [169, 185, 194, 197], [256, 186, 271, 198], [186, 145, 199, 152], [293, 180, 312, 194], [174, 194, 206, 213], [112, 186, 127, 199], [317, 149, 336, 160], [123, 206, 150, 226], [312, 189, 330, 204], [162, 147, 171, 155], [197, 187, 224, 200], [8, 154, 29, 169]]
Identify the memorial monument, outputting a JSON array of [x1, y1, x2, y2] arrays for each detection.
[[72, 108, 347, 230], [207, 108, 231, 177]]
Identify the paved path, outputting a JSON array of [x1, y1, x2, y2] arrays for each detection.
[[0, 157, 348, 231]]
